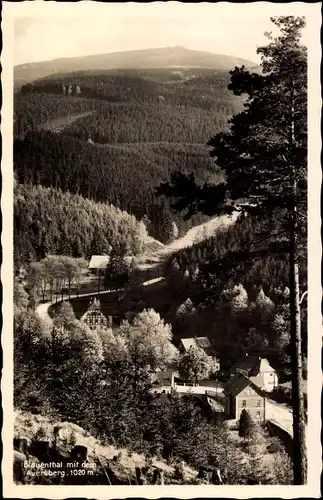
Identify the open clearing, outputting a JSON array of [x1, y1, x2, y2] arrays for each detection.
[[42, 111, 94, 133]]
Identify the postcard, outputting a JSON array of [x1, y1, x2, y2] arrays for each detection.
[[1, 1, 321, 498]]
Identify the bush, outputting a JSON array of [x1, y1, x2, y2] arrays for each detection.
[[238, 410, 256, 440]]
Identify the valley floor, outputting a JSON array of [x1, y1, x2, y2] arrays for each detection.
[[34, 208, 295, 439]]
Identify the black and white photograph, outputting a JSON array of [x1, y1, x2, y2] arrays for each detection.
[[1, 1, 321, 497]]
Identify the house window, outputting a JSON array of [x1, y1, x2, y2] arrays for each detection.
[[242, 400, 246, 407], [270, 373, 273, 376], [256, 411, 261, 418], [256, 400, 261, 407]]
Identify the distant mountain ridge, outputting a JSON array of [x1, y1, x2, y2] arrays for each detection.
[[15, 46, 258, 87]]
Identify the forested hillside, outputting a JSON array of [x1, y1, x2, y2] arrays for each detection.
[[165, 214, 307, 375], [14, 93, 97, 136], [14, 68, 241, 249], [14, 182, 147, 269], [166, 214, 307, 296], [15, 69, 243, 137], [19, 68, 241, 107], [56, 103, 232, 145], [14, 133, 219, 244]]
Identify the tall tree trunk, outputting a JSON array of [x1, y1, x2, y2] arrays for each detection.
[[289, 198, 307, 485], [289, 77, 307, 484]]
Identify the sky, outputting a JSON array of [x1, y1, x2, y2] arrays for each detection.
[[12, 3, 314, 66]]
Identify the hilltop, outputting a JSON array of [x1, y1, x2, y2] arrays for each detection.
[[15, 46, 258, 87]]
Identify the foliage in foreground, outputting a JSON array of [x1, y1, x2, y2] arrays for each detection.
[[14, 286, 292, 484]]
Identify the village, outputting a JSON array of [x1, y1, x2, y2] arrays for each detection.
[[34, 245, 296, 457], [81, 294, 293, 440]]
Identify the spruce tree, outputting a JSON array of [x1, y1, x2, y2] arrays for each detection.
[[104, 248, 130, 295], [123, 266, 145, 312], [238, 409, 256, 441]]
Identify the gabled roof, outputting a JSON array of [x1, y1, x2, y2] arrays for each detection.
[[176, 298, 197, 316], [259, 358, 276, 375], [89, 255, 110, 270], [86, 297, 102, 312], [81, 298, 108, 322], [180, 337, 211, 351], [230, 354, 276, 377], [230, 354, 260, 375], [89, 255, 133, 269], [223, 373, 266, 398]]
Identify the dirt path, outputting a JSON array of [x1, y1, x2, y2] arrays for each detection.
[[36, 278, 165, 326], [158, 211, 239, 255]]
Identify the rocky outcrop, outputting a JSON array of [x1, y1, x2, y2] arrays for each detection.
[[13, 411, 199, 485]]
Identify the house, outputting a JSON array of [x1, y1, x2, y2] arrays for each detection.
[[179, 337, 220, 372], [223, 373, 266, 422], [180, 336, 211, 353], [88, 255, 110, 274], [89, 255, 134, 274], [80, 298, 112, 330], [229, 353, 278, 392], [151, 369, 183, 388]]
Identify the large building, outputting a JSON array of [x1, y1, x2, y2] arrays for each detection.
[[80, 298, 112, 330], [229, 353, 278, 392], [223, 374, 266, 422]]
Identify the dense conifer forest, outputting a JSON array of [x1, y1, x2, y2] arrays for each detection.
[[14, 132, 222, 239], [14, 68, 241, 251], [14, 182, 147, 269], [164, 214, 307, 375]]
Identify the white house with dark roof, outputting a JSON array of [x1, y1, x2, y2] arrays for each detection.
[[223, 373, 266, 422], [229, 353, 278, 392]]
